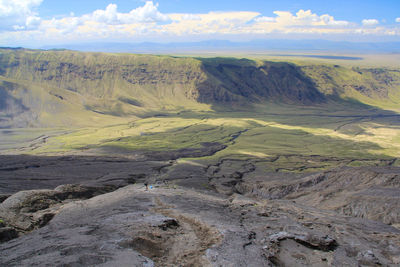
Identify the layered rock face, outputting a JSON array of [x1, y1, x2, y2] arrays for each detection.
[[0, 49, 328, 128]]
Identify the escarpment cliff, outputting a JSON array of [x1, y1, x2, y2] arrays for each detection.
[[197, 58, 325, 104], [0, 48, 399, 127]]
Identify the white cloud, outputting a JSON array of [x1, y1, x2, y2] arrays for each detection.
[[124, 1, 170, 23], [166, 11, 259, 35], [40, 16, 83, 34], [181, 14, 202, 21], [91, 4, 119, 24], [0, 0, 42, 30], [243, 9, 352, 36], [25, 15, 41, 29], [320, 14, 349, 26], [269, 10, 349, 27], [16, 1, 171, 41], [362, 19, 379, 26], [0, 1, 399, 46], [396, 18, 400, 23], [254, 16, 275, 23], [87, 1, 170, 25], [165, 9, 352, 37]]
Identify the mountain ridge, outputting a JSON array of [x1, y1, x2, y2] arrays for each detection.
[[0, 48, 399, 128]]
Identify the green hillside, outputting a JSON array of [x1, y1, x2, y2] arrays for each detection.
[[1, 48, 400, 168], [0, 49, 210, 127], [300, 63, 400, 112], [1, 49, 400, 127]]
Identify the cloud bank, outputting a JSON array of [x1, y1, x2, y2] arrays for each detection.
[[0, 1, 399, 46], [0, 0, 42, 30]]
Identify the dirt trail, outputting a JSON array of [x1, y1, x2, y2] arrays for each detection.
[[131, 196, 222, 266]]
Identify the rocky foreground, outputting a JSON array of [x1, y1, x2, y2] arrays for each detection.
[[0, 155, 400, 266]]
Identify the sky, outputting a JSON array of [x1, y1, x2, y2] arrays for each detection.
[[1, 0, 400, 47]]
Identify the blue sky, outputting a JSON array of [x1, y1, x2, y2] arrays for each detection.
[[1, 0, 400, 47], [38, 0, 400, 23]]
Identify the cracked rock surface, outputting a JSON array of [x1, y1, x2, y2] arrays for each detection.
[[1, 155, 400, 266], [1, 183, 400, 266]]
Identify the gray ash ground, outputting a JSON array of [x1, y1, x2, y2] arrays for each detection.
[[1, 155, 400, 266]]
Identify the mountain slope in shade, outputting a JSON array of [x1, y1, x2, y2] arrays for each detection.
[[198, 58, 324, 105]]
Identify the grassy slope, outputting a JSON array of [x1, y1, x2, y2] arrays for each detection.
[[0, 76, 134, 128], [299, 63, 400, 112], [0, 49, 211, 127], [23, 107, 400, 162], [1, 49, 400, 171], [1, 49, 399, 119]]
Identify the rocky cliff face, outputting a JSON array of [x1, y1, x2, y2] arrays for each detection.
[[301, 64, 400, 110], [0, 49, 330, 127], [0, 50, 325, 105], [198, 58, 325, 105], [1, 48, 399, 127], [0, 49, 206, 107]]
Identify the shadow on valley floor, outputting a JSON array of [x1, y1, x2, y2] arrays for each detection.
[[0, 124, 395, 196], [169, 97, 400, 136], [0, 155, 168, 195], [174, 57, 400, 132], [80, 120, 394, 161]]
